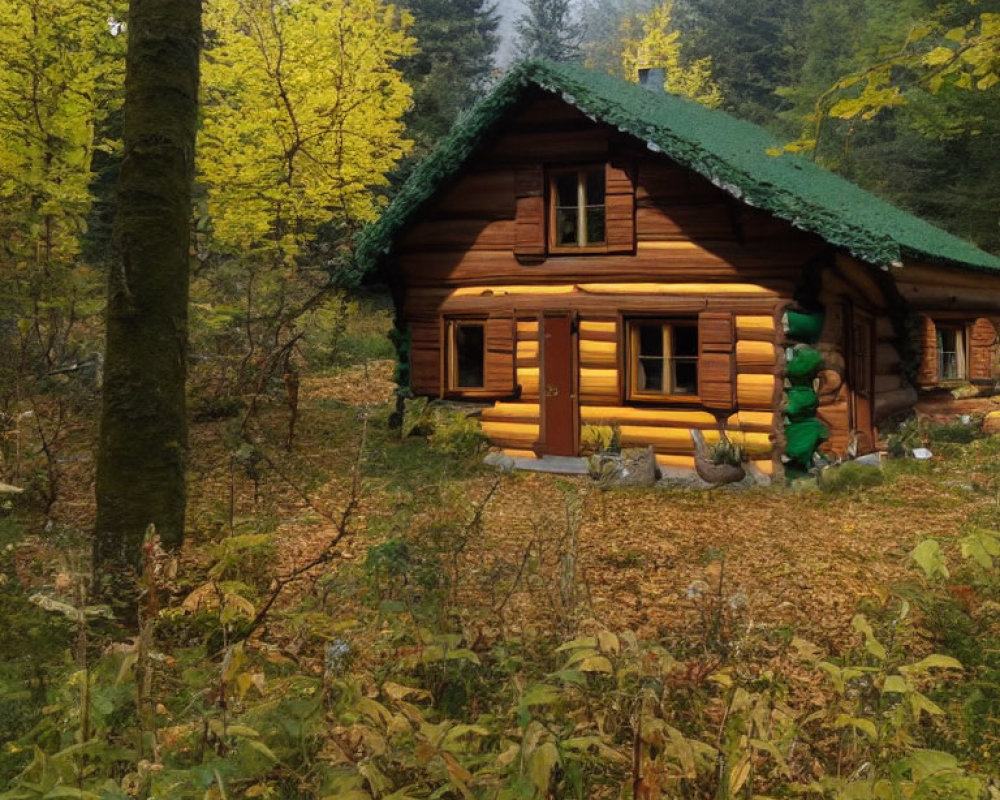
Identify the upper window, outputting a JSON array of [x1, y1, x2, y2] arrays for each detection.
[[937, 326, 966, 381], [628, 320, 699, 401], [550, 167, 606, 251], [448, 320, 485, 390]]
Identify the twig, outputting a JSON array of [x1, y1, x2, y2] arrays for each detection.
[[231, 417, 368, 644]]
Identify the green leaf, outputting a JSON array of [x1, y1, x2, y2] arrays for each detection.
[[907, 654, 963, 672], [555, 636, 598, 652], [882, 674, 908, 694], [834, 714, 877, 739], [245, 740, 280, 763], [910, 539, 949, 580], [521, 684, 562, 707], [908, 748, 958, 780], [909, 691, 945, 718]]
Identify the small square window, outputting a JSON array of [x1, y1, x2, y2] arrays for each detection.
[[448, 321, 486, 390], [628, 320, 699, 400], [550, 167, 606, 250]]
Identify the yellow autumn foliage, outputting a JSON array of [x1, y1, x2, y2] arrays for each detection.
[[619, 1, 722, 108], [199, 0, 416, 261]]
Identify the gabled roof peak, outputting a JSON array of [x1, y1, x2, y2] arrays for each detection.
[[356, 59, 1000, 275]]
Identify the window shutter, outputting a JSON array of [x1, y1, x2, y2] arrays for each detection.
[[514, 167, 545, 259], [968, 317, 997, 381], [605, 159, 636, 254], [917, 315, 938, 385], [485, 315, 515, 394], [698, 311, 735, 410]]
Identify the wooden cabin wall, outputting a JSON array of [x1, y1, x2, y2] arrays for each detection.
[[393, 90, 843, 473]]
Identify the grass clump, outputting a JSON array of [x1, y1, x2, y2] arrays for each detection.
[[817, 461, 885, 493]]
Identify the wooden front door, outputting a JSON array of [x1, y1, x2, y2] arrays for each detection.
[[539, 314, 578, 456], [848, 309, 876, 453]]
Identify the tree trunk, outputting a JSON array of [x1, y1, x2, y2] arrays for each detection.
[[94, 0, 201, 572]]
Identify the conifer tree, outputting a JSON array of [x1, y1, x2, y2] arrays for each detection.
[[515, 0, 582, 62], [400, 0, 500, 149]]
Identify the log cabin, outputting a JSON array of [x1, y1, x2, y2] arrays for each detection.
[[356, 60, 1000, 479]]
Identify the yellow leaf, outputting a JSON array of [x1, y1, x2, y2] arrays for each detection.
[[529, 742, 560, 794], [597, 630, 620, 655], [729, 754, 752, 795], [923, 46, 955, 67], [578, 655, 614, 674]]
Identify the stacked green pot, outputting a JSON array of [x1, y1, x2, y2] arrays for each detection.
[[782, 309, 828, 470]]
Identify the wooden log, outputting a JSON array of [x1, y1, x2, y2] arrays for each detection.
[[736, 315, 775, 339], [480, 421, 539, 448], [656, 455, 697, 470], [724, 430, 774, 456], [751, 459, 774, 477], [400, 219, 515, 251], [874, 385, 918, 421], [581, 406, 719, 428], [500, 448, 537, 460], [396, 245, 821, 285], [579, 368, 619, 401], [517, 340, 539, 361], [896, 282, 1000, 313], [726, 411, 776, 433], [579, 339, 617, 368], [736, 374, 776, 409], [833, 254, 887, 308], [817, 403, 850, 455], [579, 320, 617, 340], [482, 402, 540, 423], [898, 262, 1000, 290], [736, 340, 777, 368], [618, 425, 772, 455], [517, 320, 539, 337], [637, 204, 736, 242], [875, 374, 903, 394], [435, 172, 516, 217], [517, 367, 539, 397]]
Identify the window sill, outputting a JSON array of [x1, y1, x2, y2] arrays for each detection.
[[626, 394, 702, 405], [547, 245, 609, 256]]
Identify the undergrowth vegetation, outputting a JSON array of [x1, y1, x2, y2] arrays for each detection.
[[3, 372, 1000, 797]]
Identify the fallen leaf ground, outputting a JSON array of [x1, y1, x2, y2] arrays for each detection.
[[169, 361, 1000, 659]]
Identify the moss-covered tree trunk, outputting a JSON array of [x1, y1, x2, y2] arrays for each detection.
[[94, 0, 201, 572]]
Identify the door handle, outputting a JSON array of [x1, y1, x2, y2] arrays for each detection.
[[546, 385, 559, 397]]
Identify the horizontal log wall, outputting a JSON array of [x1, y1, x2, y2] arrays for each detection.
[[480, 301, 782, 462]]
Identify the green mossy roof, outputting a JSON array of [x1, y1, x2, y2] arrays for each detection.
[[356, 59, 1000, 275]]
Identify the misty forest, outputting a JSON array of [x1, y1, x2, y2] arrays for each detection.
[[2, 0, 1000, 797]]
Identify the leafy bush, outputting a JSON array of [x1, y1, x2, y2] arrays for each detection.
[[817, 461, 885, 492], [927, 418, 982, 444], [429, 408, 487, 458]]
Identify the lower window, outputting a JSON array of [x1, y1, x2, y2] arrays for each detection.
[[448, 320, 486, 390], [937, 325, 966, 381], [627, 319, 699, 400]]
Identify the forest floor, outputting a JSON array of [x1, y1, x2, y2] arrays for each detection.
[[187, 360, 1000, 651], [4, 357, 1000, 797]]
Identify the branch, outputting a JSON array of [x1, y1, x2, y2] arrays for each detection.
[[231, 416, 368, 644]]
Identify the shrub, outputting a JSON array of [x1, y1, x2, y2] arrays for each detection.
[[927, 418, 982, 444], [817, 462, 885, 493], [429, 408, 487, 457]]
